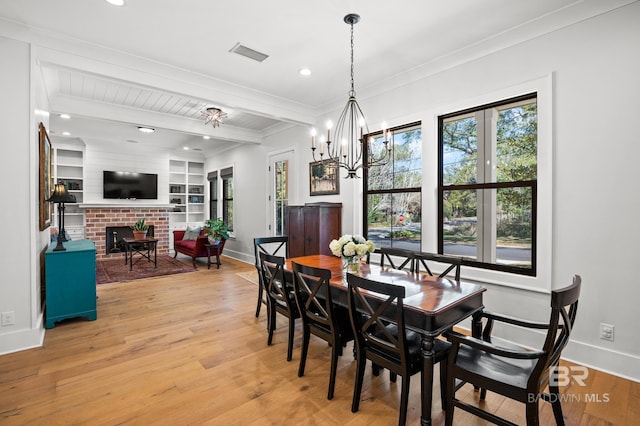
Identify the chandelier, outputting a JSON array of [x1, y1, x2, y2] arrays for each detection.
[[311, 13, 391, 179], [201, 107, 228, 128]]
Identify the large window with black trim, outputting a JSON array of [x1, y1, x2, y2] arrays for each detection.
[[364, 122, 422, 251], [208, 166, 234, 232], [439, 93, 537, 275]]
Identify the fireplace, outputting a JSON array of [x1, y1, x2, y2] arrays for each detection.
[[105, 225, 155, 255], [80, 204, 171, 259]]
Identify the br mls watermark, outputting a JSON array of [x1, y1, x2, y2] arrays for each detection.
[[528, 366, 610, 403]]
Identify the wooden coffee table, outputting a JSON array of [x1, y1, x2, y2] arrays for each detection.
[[123, 237, 158, 271]]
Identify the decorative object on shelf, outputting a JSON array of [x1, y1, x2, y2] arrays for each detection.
[[310, 13, 392, 179], [39, 122, 53, 231], [329, 234, 375, 273], [131, 218, 149, 240], [205, 218, 230, 244], [201, 107, 227, 128], [47, 183, 77, 251], [309, 160, 340, 196]]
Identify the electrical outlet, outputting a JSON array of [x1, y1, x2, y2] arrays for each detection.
[[1, 311, 15, 326], [600, 323, 614, 342]]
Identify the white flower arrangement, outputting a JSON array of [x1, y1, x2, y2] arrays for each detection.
[[329, 234, 375, 261]]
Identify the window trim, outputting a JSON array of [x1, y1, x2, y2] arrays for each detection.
[[425, 74, 552, 292], [438, 93, 538, 276]]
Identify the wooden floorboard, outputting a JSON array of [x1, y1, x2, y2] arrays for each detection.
[[0, 256, 635, 425]]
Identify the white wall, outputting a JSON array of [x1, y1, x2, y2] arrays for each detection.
[[216, 4, 640, 379], [0, 37, 46, 354]]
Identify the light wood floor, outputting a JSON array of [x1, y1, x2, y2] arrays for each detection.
[[1, 256, 637, 425]]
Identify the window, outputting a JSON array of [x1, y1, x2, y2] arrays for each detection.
[[274, 159, 288, 236], [207, 171, 218, 220], [364, 122, 422, 251], [221, 167, 233, 231], [439, 93, 537, 275]]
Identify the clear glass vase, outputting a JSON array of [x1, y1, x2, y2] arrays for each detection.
[[342, 256, 361, 273]]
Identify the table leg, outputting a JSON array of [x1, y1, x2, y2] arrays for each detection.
[[207, 249, 211, 269], [421, 336, 435, 426]]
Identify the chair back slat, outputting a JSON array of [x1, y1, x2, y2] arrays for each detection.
[[292, 262, 334, 330], [415, 252, 462, 280], [378, 247, 416, 272], [259, 252, 289, 307], [347, 274, 409, 364]]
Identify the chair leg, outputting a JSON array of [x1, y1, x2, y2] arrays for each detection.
[[255, 284, 263, 317], [191, 256, 196, 267], [267, 305, 275, 346], [525, 399, 540, 426], [444, 363, 455, 426], [173, 251, 177, 258], [351, 355, 367, 413], [298, 326, 310, 377], [549, 383, 565, 426], [439, 359, 448, 412], [390, 372, 397, 383], [287, 316, 295, 361], [328, 344, 339, 400], [399, 375, 410, 426]]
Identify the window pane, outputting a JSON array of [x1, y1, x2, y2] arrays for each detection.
[[367, 192, 421, 251], [442, 189, 478, 258], [275, 160, 288, 236], [392, 128, 422, 188], [495, 186, 533, 268], [367, 135, 393, 191], [496, 102, 537, 182], [442, 116, 478, 185]]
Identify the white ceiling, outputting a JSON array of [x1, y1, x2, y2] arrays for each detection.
[[0, 0, 634, 154]]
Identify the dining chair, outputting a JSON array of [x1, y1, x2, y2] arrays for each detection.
[[444, 275, 582, 426], [259, 252, 299, 361], [291, 261, 354, 400], [414, 252, 462, 280], [347, 273, 450, 426], [377, 247, 416, 272], [253, 236, 289, 317]]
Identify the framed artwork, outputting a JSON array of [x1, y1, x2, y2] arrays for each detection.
[[309, 160, 340, 196], [39, 122, 52, 231]]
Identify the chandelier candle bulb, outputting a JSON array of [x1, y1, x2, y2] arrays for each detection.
[[326, 121, 332, 143], [311, 128, 316, 148]]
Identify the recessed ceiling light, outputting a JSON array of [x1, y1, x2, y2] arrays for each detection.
[[62, 131, 71, 136], [105, 0, 125, 6], [299, 68, 312, 76], [59, 114, 71, 119], [203, 135, 211, 140], [183, 147, 190, 150], [137, 126, 154, 133]]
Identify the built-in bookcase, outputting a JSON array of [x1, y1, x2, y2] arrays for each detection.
[[54, 147, 85, 240]]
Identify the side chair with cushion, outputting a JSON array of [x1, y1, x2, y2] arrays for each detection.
[[347, 274, 450, 426], [259, 252, 300, 361], [291, 261, 354, 400], [173, 227, 213, 267], [414, 252, 462, 281], [253, 236, 289, 317], [444, 275, 582, 426]]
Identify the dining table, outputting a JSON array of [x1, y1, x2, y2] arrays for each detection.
[[283, 254, 486, 426]]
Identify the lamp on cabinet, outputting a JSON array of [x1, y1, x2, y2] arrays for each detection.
[[47, 183, 76, 251]]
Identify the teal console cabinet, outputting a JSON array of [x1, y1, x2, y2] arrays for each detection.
[[45, 239, 97, 329]]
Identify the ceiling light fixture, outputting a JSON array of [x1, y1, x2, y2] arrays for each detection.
[[310, 13, 391, 179], [203, 135, 211, 140], [201, 107, 228, 128], [105, 0, 125, 6], [59, 114, 71, 119], [137, 126, 154, 133], [299, 68, 312, 76]]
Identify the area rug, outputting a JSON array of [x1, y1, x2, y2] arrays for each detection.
[[96, 255, 198, 285], [236, 270, 259, 286]]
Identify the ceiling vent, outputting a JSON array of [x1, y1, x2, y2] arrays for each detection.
[[229, 43, 269, 62]]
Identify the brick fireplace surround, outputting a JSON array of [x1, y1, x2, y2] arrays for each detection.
[[82, 205, 171, 260]]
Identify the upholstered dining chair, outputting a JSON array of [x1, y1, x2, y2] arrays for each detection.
[[444, 275, 582, 426], [253, 236, 289, 317], [347, 274, 450, 426], [259, 252, 299, 361], [377, 247, 416, 272], [414, 252, 462, 281], [291, 262, 354, 400]]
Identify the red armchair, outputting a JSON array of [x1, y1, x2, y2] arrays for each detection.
[[173, 229, 226, 268]]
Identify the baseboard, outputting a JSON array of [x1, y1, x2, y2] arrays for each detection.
[[0, 319, 45, 356]]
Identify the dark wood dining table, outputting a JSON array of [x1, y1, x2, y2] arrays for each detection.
[[283, 254, 486, 426]]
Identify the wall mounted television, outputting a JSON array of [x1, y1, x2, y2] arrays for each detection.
[[103, 170, 158, 200]]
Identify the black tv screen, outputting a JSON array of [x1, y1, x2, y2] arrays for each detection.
[[103, 170, 158, 200]]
